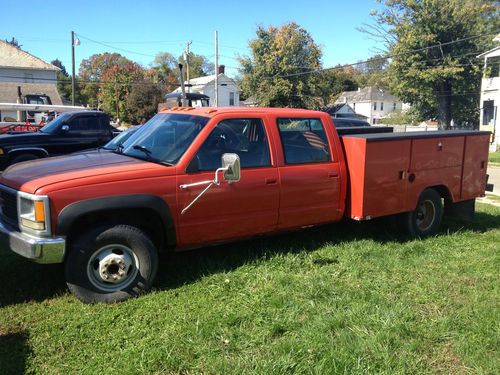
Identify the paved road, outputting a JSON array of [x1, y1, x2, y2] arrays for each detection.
[[487, 165, 500, 195]]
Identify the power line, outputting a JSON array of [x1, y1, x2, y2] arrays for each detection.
[[76, 34, 157, 58]]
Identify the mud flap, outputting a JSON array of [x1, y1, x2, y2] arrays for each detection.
[[444, 199, 475, 221]]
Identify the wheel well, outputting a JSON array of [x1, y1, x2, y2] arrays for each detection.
[[427, 185, 452, 203], [8, 149, 47, 160], [66, 208, 166, 253]]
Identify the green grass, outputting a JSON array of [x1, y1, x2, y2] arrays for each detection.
[[489, 151, 500, 165], [1, 204, 499, 374]]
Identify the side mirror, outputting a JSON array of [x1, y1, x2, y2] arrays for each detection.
[[61, 124, 69, 133], [221, 153, 241, 182]]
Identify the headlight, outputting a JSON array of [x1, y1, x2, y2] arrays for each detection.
[[18, 193, 49, 233], [0, 148, 4, 155]]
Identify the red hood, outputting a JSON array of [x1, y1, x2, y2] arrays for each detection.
[[0, 151, 166, 193]]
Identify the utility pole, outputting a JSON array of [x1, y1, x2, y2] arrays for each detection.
[[185, 41, 192, 93], [214, 31, 218, 107], [71, 31, 76, 106]]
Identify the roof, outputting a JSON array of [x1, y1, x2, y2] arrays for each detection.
[[321, 103, 356, 115], [171, 73, 240, 94], [336, 87, 401, 103], [0, 82, 63, 105], [477, 45, 500, 58], [0, 40, 60, 71], [159, 106, 325, 118]]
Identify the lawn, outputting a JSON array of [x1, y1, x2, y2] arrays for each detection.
[[489, 151, 500, 165], [1, 204, 499, 374]]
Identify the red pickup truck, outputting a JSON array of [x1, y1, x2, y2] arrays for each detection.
[[0, 107, 491, 303]]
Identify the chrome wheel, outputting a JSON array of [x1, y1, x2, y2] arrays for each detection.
[[416, 200, 436, 232], [87, 244, 139, 292]]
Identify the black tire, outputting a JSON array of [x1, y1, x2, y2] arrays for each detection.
[[405, 189, 443, 237], [65, 224, 158, 303], [10, 153, 38, 165]]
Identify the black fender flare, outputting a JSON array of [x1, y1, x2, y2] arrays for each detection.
[[7, 147, 49, 157], [56, 194, 176, 248]]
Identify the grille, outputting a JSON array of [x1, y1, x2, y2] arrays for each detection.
[[0, 187, 18, 227]]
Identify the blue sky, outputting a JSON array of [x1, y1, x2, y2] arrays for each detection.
[[0, 0, 385, 77]]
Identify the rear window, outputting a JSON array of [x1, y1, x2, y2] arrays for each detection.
[[277, 118, 331, 164]]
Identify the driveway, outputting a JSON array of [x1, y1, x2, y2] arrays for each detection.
[[487, 165, 500, 195]]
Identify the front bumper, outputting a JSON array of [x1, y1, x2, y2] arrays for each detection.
[[0, 219, 65, 263]]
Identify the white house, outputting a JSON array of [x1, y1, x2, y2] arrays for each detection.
[[0, 40, 62, 121], [478, 34, 500, 151], [171, 65, 240, 107], [335, 87, 407, 124]]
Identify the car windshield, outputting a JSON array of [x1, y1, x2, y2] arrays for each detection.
[[103, 127, 139, 150], [119, 113, 209, 165], [40, 112, 72, 134]]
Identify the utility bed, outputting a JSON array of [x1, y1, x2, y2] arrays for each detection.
[[341, 130, 491, 220]]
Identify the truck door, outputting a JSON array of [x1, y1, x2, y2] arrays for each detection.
[[47, 114, 103, 154], [275, 117, 342, 229], [176, 116, 279, 246]]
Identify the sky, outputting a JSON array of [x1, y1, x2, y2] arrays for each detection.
[[0, 0, 385, 77]]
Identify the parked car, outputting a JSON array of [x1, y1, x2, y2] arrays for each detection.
[[331, 117, 371, 127], [101, 126, 140, 151], [0, 107, 491, 303], [0, 111, 117, 169]]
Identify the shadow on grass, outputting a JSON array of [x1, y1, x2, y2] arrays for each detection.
[[0, 330, 30, 375], [0, 210, 498, 307]]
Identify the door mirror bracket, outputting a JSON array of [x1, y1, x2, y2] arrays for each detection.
[[179, 153, 241, 214]]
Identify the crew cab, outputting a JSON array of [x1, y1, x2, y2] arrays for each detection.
[[0, 110, 117, 169], [0, 107, 491, 303]]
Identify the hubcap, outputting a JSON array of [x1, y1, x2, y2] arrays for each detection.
[[416, 200, 436, 231], [87, 244, 139, 292]]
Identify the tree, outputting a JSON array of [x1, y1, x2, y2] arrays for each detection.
[[316, 67, 359, 107], [182, 52, 214, 79], [126, 81, 162, 124], [150, 52, 180, 94], [51, 59, 79, 103], [354, 54, 389, 88], [239, 22, 322, 108], [368, 0, 499, 129], [4, 37, 22, 49]]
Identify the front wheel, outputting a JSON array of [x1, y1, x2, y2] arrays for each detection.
[[405, 189, 443, 237], [65, 224, 158, 303]]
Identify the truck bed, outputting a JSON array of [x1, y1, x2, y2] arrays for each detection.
[[340, 130, 491, 220]]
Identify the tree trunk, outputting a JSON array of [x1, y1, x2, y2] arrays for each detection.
[[437, 79, 452, 130]]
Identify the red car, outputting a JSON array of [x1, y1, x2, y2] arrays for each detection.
[[0, 107, 491, 303]]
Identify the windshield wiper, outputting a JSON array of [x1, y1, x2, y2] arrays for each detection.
[[132, 145, 153, 159]]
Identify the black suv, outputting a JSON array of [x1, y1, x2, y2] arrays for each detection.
[[0, 111, 117, 170]]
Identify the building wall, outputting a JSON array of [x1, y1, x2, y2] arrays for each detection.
[[199, 83, 240, 107], [0, 68, 56, 83], [346, 100, 403, 124], [479, 77, 499, 151]]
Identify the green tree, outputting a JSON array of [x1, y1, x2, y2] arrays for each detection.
[[182, 52, 214, 79], [355, 54, 389, 88], [151, 52, 180, 94], [239, 22, 322, 108], [369, 0, 499, 129], [126, 81, 162, 124], [51, 59, 81, 103], [316, 67, 359, 107]]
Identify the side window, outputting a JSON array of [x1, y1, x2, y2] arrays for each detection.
[[195, 118, 271, 171], [69, 116, 100, 135], [277, 118, 331, 164]]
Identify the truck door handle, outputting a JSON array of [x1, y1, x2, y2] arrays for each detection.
[[328, 172, 338, 178], [265, 178, 277, 185]]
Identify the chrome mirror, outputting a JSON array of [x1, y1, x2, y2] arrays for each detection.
[[221, 153, 240, 182], [61, 124, 69, 132]]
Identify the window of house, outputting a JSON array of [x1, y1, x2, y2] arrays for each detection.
[[229, 92, 235, 106], [194, 118, 270, 171], [381, 102, 384, 111], [483, 100, 495, 125], [373, 102, 377, 110], [393, 102, 397, 110], [353, 102, 356, 110], [277, 118, 330, 165]]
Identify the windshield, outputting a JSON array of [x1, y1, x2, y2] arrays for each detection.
[[103, 127, 139, 150], [119, 113, 209, 165], [40, 112, 72, 134]]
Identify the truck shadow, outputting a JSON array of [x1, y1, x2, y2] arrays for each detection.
[[0, 330, 31, 375], [154, 211, 500, 290], [0, 211, 498, 307]]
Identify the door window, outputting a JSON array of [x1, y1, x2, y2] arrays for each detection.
[[277, 118, 330, 164], [195, 118, 270, 171], [69, 116, 100, 135]]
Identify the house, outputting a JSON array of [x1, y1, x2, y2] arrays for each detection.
[[478, 34, 500, 151], [335, 87, 406, 124], [170, 65, 240, 107], [0, 40, 62, 121]]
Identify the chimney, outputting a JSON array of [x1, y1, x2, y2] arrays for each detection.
[[218, 65, 225, 75]]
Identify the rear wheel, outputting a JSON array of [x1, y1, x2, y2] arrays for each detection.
[[65, 224, 158, 303], [405, 189, 443, 237]]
